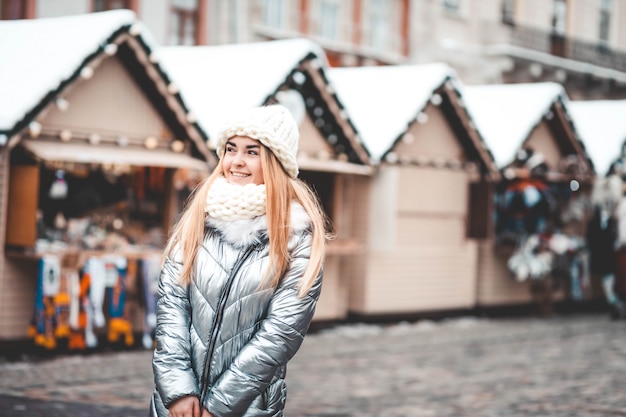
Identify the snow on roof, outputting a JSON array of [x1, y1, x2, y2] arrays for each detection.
[[462, 82, 566, 168], [0, 10, 138, 134], [157, 38, 327, 148], [327, 63, 454, 162], [569, 100, 626, 176]]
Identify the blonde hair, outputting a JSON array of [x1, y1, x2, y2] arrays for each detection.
[[164, 143, 330, 297]]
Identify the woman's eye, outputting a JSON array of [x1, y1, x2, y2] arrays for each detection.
[[226, 146, 235, 152], [248, 150, 259, 155]]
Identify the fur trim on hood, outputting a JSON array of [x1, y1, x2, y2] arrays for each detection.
[[206, 202, 310, 248]]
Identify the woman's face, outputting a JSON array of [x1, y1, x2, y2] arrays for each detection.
[[222, 136, 264, 185]]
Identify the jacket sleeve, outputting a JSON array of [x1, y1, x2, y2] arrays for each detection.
[[204, 233, 323, 417], [152, 252, 200, 407]]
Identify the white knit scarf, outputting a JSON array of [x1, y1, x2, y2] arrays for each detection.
[[205, 176, 267, 221]]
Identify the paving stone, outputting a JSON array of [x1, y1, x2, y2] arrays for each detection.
[[0, 313, 625, 416]]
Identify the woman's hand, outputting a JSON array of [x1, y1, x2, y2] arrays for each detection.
[[168, 395, 201, 417]]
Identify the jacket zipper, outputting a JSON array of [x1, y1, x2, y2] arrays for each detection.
[[200, 245, 256, 405]]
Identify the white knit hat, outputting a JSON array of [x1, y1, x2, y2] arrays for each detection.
[[216, 104, 300, 178]]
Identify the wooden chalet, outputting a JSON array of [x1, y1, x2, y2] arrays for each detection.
[[328, 63, 500, 317], [157, 38, 373, 321], [570, 99, 626, 178], [0, 10, 214, 340], [463, 83, 595, 309]]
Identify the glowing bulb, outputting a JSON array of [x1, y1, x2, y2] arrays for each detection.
[[144, 136, 158, 149], [80, 67, 94, 79], [55, 98, 69, 111], [171, 140, 185, 153], [60, 129, 72, 142], [104, 43, 118, 56], [29, 121, 42, 138]]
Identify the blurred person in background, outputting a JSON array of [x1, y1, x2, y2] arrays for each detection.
[[587, 167, 625, 320]]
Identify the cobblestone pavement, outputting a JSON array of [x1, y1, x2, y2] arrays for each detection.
[[0, 313, 625, 417]]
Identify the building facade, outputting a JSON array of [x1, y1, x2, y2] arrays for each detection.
[[4, 0, 626, 99]]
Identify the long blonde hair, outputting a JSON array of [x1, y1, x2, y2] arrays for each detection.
[[164, 144, 331, 297]]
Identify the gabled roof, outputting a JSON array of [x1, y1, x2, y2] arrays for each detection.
[[0, 10, 213, 164], [328, 63, 450, 162], [157, 39, 323, 145], [0, 10, 134, 134], [157, 38, 371, 168], [462, 82, 586, 170], [327, 63, 498, 177], [569, 100, 626, 177]]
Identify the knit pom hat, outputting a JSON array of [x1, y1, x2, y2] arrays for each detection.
[[216, 104, 300, 178]]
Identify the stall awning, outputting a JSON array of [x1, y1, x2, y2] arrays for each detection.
[[20, 140, 211, 171], [297, 157, 373, 175]]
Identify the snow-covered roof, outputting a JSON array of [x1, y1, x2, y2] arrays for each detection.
[[0, 10, 215, 164], [569, 100, 626, 177], [157, 38, 328, 148], [462, 82, 567, 168], [0, 10, 139, 135], [327, 63, 454, 162]]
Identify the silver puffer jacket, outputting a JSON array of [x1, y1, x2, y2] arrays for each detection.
[[149, 203, 322, 417]]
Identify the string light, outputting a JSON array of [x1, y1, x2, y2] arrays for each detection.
[[88, 133, 101, 145], [117, 136, 129, 147], [29, 121, 42, 138], [60, 129, 72, 142], [170, 140, 185, 153], [80, 67, 94, 79], [55, 98, 69, 111], [104, 43, 118, 56], [167, 83, 179, 94], [144, 136, 158, 149], [129, 23, 142, 36]]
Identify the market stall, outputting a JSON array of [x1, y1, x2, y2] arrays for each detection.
[[157, 38, 373, 322], [464, 83, 594, 313], [570, 99, 626, 318], [0, 11, 215, 347], [328, 63, 500, 317]]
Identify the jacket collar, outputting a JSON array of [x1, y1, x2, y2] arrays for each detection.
[[206, 201, 310, 247]]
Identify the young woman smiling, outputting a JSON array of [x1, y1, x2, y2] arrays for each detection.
[[149, 104, 331, 417]]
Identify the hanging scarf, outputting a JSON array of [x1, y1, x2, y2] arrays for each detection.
[[205, 176, 266, 222]]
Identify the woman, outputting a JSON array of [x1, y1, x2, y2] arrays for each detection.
[[150, 104, 330, 417]]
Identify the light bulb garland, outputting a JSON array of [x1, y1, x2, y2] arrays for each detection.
[[104, 43, 118, 56], [59, 129, 72, 142], [55, 98, 69, 111], [80, 67, 94, 80], [29, 121, 42, 138]]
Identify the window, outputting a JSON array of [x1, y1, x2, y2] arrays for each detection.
[[319, 0, 338, 40], [1, 0, 30, 19], [368, 0, 388, 51], [263, 0, 285, 29], [93, 0, 131, 11], [299, 171, 336, 228], [169, 0, 199, 45], [551, 0, 566, 35], [443, 0, 461, 14], [501, 0, 515, 25], [229, 0, 239, 43], [467, 181, 492, 239], [599, 0, 611, 42]]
